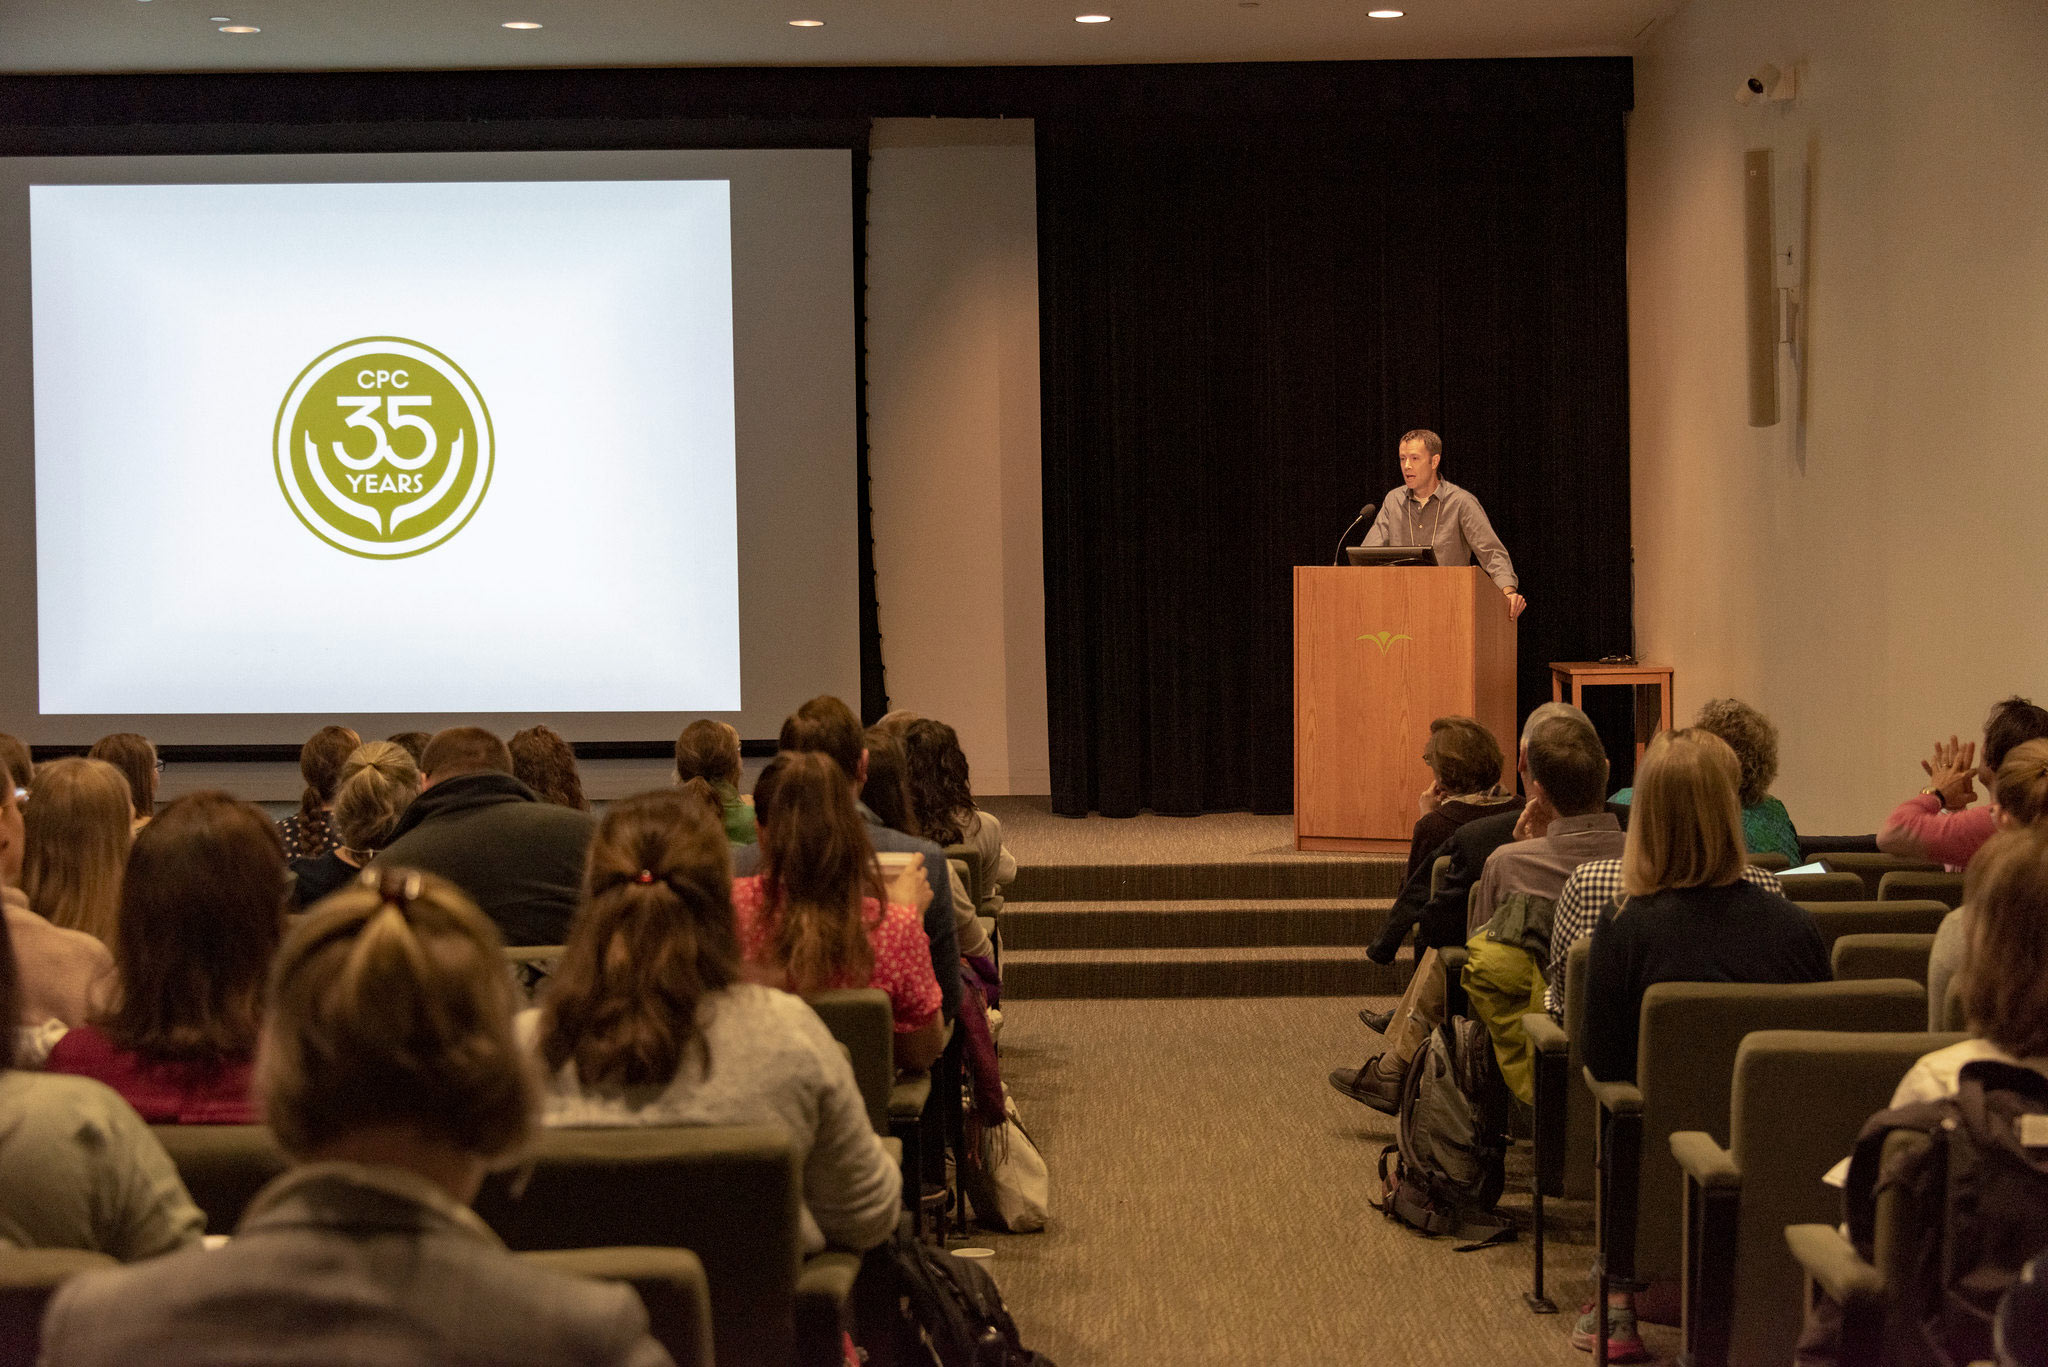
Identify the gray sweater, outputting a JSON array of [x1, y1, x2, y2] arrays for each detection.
[[516, 984, 900, 1253]]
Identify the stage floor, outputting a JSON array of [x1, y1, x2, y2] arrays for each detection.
[[981, 795, 1386, 867]]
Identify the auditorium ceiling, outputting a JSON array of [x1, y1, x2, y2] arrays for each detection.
[[0, 0, 1677, 74]]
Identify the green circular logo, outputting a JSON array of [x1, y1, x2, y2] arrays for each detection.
[[274, 337, 494, 559]]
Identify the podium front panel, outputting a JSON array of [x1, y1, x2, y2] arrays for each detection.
[[1293, 566, 1516, 850]]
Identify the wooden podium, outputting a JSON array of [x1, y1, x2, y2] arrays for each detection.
[[1293, 566, 1518, 852]]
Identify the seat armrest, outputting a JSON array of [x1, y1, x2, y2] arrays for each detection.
[[1585, 1072, 1644, 1118], [1784, 1224, 1881, 1305], [1524, 1012, 1567, 1055], [1670, 1131, 1740, 1190], [1785, 1224, 1887, 1364], [889, 1071, 933, 1121], [1438, 945, 1470, 976], [795, 1251, 864, 1367]]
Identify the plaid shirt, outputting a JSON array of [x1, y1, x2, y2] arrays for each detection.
[[1542, 860, 1785, 1020]]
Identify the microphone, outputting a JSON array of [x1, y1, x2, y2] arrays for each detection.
[[1332, 503, 1376, 566]]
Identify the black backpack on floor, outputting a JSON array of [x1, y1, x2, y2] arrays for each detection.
[[1371, 1016, 1515, 1247], [887, 1214, 1057, 1367]]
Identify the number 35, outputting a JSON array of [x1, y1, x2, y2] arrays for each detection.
[[331, 395, 437, 471]]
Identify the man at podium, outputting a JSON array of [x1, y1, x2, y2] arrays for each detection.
[[1361, 429, 1527, 621]]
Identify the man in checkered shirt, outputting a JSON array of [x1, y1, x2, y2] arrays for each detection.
[[1542, 858, 1786, 1021]]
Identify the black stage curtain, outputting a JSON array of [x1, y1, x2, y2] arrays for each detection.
[[1040, 112, 1632, 817]]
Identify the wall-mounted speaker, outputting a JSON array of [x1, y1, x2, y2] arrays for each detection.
[[1744, 147, 1777, 427]]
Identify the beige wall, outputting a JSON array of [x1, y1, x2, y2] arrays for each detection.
[[1629, 0, 2048, 832], [865, 119, 1050, 794]]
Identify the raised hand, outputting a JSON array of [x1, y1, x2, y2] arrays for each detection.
[[1920, 734, 1979, 810]]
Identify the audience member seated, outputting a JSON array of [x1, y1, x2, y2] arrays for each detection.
[[290, 742, 421, 910], [1333, 709, 1613, 1111], [1333, 705, 1576, 1100], [0, 916, 203, 1261], [674, 718, 758, 845], [86, 733, 159, 835], [0, 732, 32, 792], [509, 723, 591, 812], [275, 724, 361, 860], [1, 755, 113, 1047], [1459, 714, 1624, 1102], [1366, 715, 1524, 964], [386, 730, 430, 766], [1545, 746, 1790, 1026], [1925, 738, 2048, 1029], [1879, 695, 2048, 870], [903, 718, 1019, 964], [37, 870, 671, 1367], [736, 751, 945, 1072], [522, 788, 900, 1254], [747, 696, 961, 1025], [46, 794, 285, 1124], [1608, 698, 1800, 865], [373, 726, 597, 948], [1576, 728, 1829, 1360], [862, 725, 982, 964], [22, 757, 132, 947]]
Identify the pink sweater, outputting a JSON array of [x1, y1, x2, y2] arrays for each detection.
[[1879, 794, 1995, 871]]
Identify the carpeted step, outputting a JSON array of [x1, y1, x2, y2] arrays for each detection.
[[1009, 858, 1405, 903], [1001, 945, 1414, 999], [999, 898, 1395, 951]]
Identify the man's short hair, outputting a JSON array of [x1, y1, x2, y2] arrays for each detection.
[[1519, 701, 1593, 751], [420, 727, 513, 782], [1984, 696, 2048, 770], [1524, 714, 1609, 816], [778, 696, 864, 780], [1400, 428, 1443, 458]]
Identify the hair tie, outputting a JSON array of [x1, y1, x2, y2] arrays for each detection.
[[636, 870, 656, 884]]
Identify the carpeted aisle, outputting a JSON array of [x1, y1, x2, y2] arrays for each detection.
[[966, 996, 1677, 1366]]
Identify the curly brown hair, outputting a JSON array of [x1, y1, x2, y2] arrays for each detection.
[[509, 725, 589, 812], [1692, 698, 1780, 809]]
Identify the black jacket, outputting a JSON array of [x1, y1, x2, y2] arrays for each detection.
[[373, 771, 596, 948]]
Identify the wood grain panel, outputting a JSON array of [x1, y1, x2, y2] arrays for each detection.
[[1294, 567, 1517, 845]]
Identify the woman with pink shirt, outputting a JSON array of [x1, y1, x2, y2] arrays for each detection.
[[732, 750, 944, 1072], [1878, 695, 2048, 870]]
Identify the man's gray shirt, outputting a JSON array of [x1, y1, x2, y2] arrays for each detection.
[[1362, 478, 1518, 591]]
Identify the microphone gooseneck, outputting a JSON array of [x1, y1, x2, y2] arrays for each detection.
[[1331, 503, 1376, 566]]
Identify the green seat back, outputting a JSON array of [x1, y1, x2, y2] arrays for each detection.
[[1717, 1030, 1964, 1366], [1629, 979, 1926, 1283], [150, 1125, 292, 1234], [1803, 901, 1950, 956], [475, 1124, 801, 1367], [806, 988, 894, 1133]]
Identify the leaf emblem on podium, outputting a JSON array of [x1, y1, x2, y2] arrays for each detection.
[[1357, 629, 1413, 654]]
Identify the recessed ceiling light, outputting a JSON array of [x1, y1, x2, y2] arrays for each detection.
[[501, 20, 543, 29], [1367, 8, 1405, 16], [1076, 13, 1112, 22], [209, 15, 231, 21], [218, 23, 258, 32], [788, 18, 824, 25]]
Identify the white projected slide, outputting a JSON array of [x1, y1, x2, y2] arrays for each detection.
[[30, 179, 739, 714]]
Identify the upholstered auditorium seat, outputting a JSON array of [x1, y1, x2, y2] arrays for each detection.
[[1829, 932, 1938, 986], [1585, 980, 1926, 1301], [517, 1247, 714, 1367], [1669, 1029, 1963, 1367]]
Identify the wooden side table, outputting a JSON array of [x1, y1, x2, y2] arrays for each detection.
[[1549, 661, 1674, 766]]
